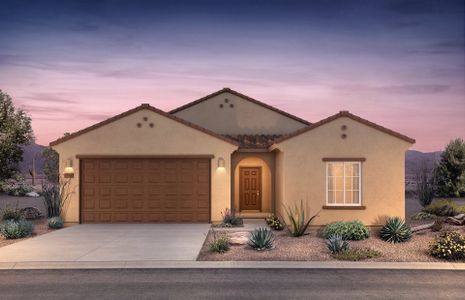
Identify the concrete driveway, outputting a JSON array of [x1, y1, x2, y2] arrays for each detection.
[[0, 224, 210, 262]]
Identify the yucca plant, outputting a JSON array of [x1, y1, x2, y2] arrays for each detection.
[[248, 227, 274, 251], [283, 200, 318, 237], [208, 229, 230, 253], [325, 234, 350, 254], [48, 216, 64, 229], [379, 217, 412, 244]]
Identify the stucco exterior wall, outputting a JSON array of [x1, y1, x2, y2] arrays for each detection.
[[172, 92, 307, 135], [273, 117, 412, 226], [52, 109, 238, 223], [231, 154, 274, 213]]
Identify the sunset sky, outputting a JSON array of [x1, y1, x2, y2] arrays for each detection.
[[0, 0, 463, 152]]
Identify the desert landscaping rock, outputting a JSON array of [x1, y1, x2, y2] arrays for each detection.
[[198, 225, 465, 262], [228, 232, 250, 245]]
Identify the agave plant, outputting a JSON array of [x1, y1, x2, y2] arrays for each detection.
[[248, 227, 274, 251], [379, 217, 412, 244], [325, 234, 350, 254], [283, 200, 319, 237]]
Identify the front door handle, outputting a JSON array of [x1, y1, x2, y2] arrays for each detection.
[[256, 191, 260, 196]]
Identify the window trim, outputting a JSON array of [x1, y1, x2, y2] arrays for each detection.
[[325, 161, 362, 206]]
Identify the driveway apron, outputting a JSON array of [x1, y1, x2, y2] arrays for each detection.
[[0, 224, 210, 262]]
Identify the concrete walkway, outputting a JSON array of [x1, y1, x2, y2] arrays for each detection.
[[0, 224, 210, 262]]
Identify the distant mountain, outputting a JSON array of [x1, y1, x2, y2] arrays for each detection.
[[405, 150, 442, 175], [18, 143, 46, 176]]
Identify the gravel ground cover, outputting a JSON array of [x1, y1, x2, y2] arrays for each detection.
[[0, 218, 55, 248], [197, 225, 465, 262]]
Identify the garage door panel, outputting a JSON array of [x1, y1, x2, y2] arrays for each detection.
[[81, 158, 210, 223]]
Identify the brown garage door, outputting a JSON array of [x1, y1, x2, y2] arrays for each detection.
[[80, 157, 210, 223]]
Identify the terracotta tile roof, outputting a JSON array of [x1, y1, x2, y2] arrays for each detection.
[[272, 110, 415, 145], [224, 134, 283, 149], [170, 88, 311, 126], [50, 104, 240, 147]]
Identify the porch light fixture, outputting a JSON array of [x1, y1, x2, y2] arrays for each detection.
[[217, 157, 225, 169], [64, 158, 74, 178]]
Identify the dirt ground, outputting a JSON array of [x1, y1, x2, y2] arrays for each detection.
[[198, 225, 465, 262], [0, 218, 56, 248]]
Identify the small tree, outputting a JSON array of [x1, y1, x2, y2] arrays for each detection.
[[0, 90, 34, 180], [416, 162, 435, 207], [42, 147, 59, 183], [434, 138, 465, 197]]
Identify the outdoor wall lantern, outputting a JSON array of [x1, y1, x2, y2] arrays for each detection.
[[64, 158, 74, 178], [217, 157, 225, 169]]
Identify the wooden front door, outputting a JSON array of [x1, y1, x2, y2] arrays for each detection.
[[239, 167, 262, 211]]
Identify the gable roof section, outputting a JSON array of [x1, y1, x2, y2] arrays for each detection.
[[50, 104, 240, 147], [169, 88, 311, 126], [272, 111, 415, 145]]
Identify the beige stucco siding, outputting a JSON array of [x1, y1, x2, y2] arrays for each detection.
[[172, 92, 307, 134], [52, 109, 238, 223], [274, 117, 412, 226]]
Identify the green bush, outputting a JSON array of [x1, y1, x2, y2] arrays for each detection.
[[379, 217, 412, 244], [431, 217, 444, 232], [422, 199, 460, 217], [0, 220, 34, 239], [323, 221, 369, 240], [248, 227, 274, 251], [48, 216, 64, 229], [430, 231, 465, 261], [325, 234, 350, 254], [412, 211, 436, 220], [283, 200, 318, 237], [1, 207, 23, 221], [0, 179, 33, 196], [208, 230, 230, 253], [221, 208, 243, 227], [333, 247, 381, 261], [265, 214, 284, 231]]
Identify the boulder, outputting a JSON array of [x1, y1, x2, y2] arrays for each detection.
[[228, 232, 250, 245], [20, 207, 42, 220], [26, 191, 40, 197], [453, 214, 465, 220], [446, 216, 465, 226]]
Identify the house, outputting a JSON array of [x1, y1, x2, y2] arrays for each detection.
[[50, 88, 415, 225]]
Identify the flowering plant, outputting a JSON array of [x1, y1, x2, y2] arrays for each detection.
[[430, 231, 465, 261]]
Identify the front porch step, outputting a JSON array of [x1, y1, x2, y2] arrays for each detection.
[[237, 212, 269, 219]]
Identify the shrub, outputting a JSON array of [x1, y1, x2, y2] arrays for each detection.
[[283, 200, 318, 237], [248, 227, 274, 251], [325, 234, 350, 254], [431, 217, 444, 232], [208, 230, 230, 253], [0, 179, 33, 196], [1, 207, 23, 221], [323, 221, 369, 241], [430, 231, 465, 261], [48, 216, 64, 229], [333, 247, 381, 261], [42, 181, 72, 218], [423, 199, 460, 217], [412, 211, 436, 220], [379, 217, 412, 244], [0, 220, 34, 239], [265, 214, 284, 231], [221, 208, 243, 227], [416, 164, 435, 207]]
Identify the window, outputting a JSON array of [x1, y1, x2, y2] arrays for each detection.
[[326, 162, 361, 206]]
